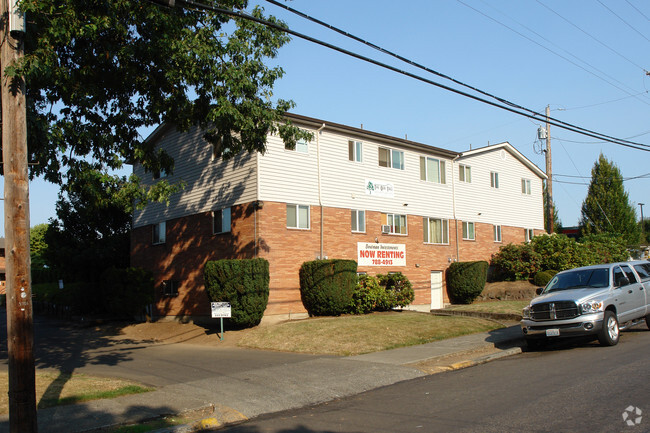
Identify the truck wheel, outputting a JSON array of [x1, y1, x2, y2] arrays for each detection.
[[598, 310, 619, 346], [646, 315, 650, 330], [525, 338, 546, 351]]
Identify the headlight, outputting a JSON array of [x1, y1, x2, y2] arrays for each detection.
[[580, 301, 603, 314], [522, 306, 532, 319]]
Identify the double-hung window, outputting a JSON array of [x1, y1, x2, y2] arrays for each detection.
[[521, 178, 531, 195], [493, 224, 502, 242], [286, 138, 309, 153], [490, 171, 499, 189], [462, 221, 475, 240], [213, 207, 231, 234], [348, 140, 363, 162], [459, 164, 471, 183], [382, 213, 407, 235], [420, 157, 446, 184], [351, 209, 365, 233], [378, 147, 404, 170], [423, 217, 449, 244], [152, 221, 166, 244], [287, 204, 310, 229]]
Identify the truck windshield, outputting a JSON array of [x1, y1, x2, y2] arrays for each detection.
[[545, 268, 610, 293]]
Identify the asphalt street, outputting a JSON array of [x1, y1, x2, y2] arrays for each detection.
[[217, 327, 650, 433]]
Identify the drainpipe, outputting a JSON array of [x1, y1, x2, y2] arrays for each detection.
[[316, 123, 326, 259], [451, 155, 460, 263]]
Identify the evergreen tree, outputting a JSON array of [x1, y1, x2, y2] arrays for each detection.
[[579, 154, 640, 244], [543, 183, 562, 233]]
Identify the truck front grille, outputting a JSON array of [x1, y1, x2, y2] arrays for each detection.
[[530, 301, 579, 321]]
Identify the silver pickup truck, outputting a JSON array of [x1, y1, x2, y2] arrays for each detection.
[[521, 260, 650, 347]]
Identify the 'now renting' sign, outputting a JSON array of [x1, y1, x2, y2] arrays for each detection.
[[357, 242, 406, 267]]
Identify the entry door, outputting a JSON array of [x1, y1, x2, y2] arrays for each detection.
[[431, 271, 443, 310]]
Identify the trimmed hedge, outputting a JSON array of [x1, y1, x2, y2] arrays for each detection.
[[299, 259, 357, 316], [204, 258, 270, 328], [533, 270, 558, 287], [447, 261, 488, 304]]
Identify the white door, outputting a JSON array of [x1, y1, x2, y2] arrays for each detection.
[[431, 271, 443, 310]]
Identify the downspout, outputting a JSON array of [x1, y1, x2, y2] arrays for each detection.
[[255, 151, 261, 258], [316, 123, 326, 259], [452, 154, 461, 263]]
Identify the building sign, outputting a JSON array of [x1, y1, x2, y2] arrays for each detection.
[[211, 302, 232, 318], [357, 242, 406, 266], [365, 179, 394, 198]]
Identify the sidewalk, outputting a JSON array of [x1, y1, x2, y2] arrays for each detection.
[[0, 324, 524, 433]]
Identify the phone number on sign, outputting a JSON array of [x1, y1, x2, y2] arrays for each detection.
[[372, 259, 394, 265]]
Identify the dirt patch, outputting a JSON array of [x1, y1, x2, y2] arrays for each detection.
[[479, 280, 538, 301]]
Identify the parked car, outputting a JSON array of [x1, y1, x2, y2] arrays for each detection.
[[521, 260, 650, 347]]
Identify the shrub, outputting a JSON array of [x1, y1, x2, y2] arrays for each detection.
[[349, 274, 387, 314], [377, 272, 414, 309], [299, 260, 357, 316], [580, 233, 629, 263], [204, 258, 270, 328], [490, 243, 541, 281], [100, 267, 154, 318], [530, 234, 590, 271], [533, 270, 554, 287], [447, 261, 488, 304]]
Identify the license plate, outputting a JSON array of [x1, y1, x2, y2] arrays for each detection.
[[546, 329, 560, 337]]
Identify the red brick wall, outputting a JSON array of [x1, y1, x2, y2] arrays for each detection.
[[131, 201, 540, 319]]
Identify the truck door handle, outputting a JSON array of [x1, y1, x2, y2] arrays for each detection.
[[628, 290, 633, 294]]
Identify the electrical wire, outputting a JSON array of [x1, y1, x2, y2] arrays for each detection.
[[149, 0, 650, 152], [597, 0, 650, 44]]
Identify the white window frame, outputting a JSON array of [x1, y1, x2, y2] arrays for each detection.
[[382, 212, 408, 235], [287, 204, 310, 230], [348, 140, 363, 162], [152, 221, 166, 245], [378, 147, 404, 170], [459, 164, 471, 183], [420, 156, 446, 184], [490, 171, 499, 189], [213, 207, 232, 234], [493, 224, 502, 242], [521, 178, 531, 195], [285, 138, 309, 153], [462, 221, 475, 240], [423, 217, 449, 244], [351, 209, 365, 233], [525, 228, 535, 242]]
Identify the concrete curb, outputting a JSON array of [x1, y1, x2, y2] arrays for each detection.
[[430, 309, 523, 322], [447, 346, 523, 371]]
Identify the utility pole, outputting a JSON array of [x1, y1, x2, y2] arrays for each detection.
[[1, 0, 37, 431], [545, 105, 554, 234]]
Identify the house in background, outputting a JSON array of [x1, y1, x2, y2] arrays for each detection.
[[130, 113, 546, 323]]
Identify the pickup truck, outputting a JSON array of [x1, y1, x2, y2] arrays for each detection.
[[521, 260, 650, 347]]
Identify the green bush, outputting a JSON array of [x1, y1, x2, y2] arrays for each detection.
[[530, 234, 591, 271], [377, 272, 414, 309], [204, 258, 270, 328], [99, 267, 154, 318], [299, 260, 357, 316], [533, 270, 554, 287], [349, 274, 387, 314], [490, 243, 541, 281], [580, 233, 629, 263], [446, 261, 488, 304], [32, 281, 94, 314]]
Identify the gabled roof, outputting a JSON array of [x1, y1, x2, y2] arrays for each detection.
[[459, 141, 547, 180]]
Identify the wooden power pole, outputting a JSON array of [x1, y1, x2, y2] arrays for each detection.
[[1, 0, 37, 431], [545, 105, 554, 234]]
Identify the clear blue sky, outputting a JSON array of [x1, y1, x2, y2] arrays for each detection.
[[3, 0, 649, 235]]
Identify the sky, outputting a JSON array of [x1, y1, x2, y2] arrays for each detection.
[[2, 0, 649, 235]]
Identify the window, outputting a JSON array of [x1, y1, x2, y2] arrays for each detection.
[[420, 157, 446, 184], [286, 138, 309, 153], [423, 217, 449, 244], [462, 221, 475, 240], [493, 224, 502, 242], [521, 178, 531, 195], [348, 140, 363, 162], [351, 209, 365, 233], [213, 207, 231, 234], [490, 171, 499, 188], [152, 221, 166, 244], [525, 228, 534, 242], [381, 213, 407, 234], [378, 147, 404, 170], [287, 204, 310, 229], [459, 164, 471, 183], [620, 264, 638, 284], [153, 168, 167, 180], [162, 280, 179, 296], [633, 263, 650, 280]]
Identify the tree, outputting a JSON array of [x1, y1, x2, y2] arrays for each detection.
[[8, 0, 310, 189], [579, 154, 640, 245], [29, 223, 49, 270], [543, 183, 562, 233]]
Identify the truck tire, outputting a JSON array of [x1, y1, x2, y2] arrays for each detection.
[[525, 338, 546, 350], [598, 310, 619, 346], [646, 314, 650, 330]]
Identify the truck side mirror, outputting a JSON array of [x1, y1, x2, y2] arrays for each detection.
[[535, 287, 544, 295]]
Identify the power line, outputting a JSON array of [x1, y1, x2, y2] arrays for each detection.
[[150, 0, 650, 151], [597, 0, 650, 44], [625, 0, 650, 21], [561, 91, 650, 110]]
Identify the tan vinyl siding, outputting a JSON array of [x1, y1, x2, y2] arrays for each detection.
[[132, 125, 257, 228]]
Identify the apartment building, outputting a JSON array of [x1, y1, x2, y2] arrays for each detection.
[[130, 113, 546, 321]]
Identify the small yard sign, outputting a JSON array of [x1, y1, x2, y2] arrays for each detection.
[[211, 302, 231, 341]]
